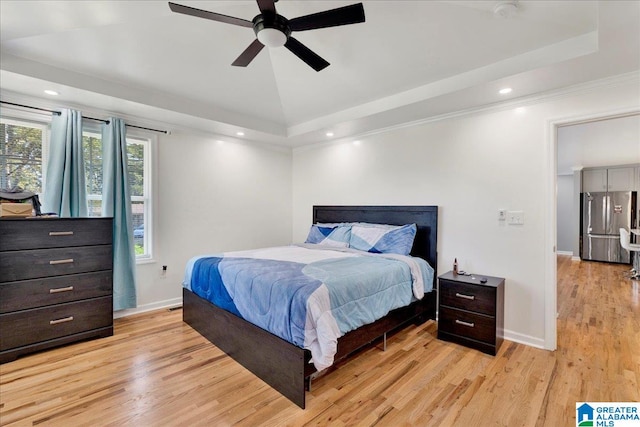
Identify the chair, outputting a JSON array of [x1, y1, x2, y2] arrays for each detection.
[[619, 228, 640, 279]]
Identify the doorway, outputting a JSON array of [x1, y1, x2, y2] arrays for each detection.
[[547, 110, 640, 350]]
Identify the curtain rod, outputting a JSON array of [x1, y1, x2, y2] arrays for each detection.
[[0, 101, 168, 134]]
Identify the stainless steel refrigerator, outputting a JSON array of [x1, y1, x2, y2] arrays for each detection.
[[581, 191, 637, 263]]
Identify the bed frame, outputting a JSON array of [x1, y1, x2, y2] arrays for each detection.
[[183, 205, 438, 408]]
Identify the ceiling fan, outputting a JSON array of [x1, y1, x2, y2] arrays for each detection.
[[168, 1, 365, 72]]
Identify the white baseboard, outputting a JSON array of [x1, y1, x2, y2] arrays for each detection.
[[503, 329, 546, 350], [557, 251, 581, 262], [113, 297, 182, 319]]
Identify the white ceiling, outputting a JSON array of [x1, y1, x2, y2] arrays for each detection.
[[0, 1, 639, 147]]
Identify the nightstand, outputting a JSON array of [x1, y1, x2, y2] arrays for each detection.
[[437, 271, 504, 355]]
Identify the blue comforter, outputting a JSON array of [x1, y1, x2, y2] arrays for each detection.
[[184, 244, 433, 370]]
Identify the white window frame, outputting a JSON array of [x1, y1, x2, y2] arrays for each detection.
[[0, 115, 50, 197], [83, 127, 103, 220], [126, 132, 154, 263], [83, 125, 154, 262]]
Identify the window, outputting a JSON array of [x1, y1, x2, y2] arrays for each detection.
[[0, 118, 47, 193], [127, 137, 150, 259], [0, 114, 152, 260], [83, 129, 152, 259], [84, 130, 103, 216]]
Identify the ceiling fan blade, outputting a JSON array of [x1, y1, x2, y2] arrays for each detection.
[[256, 0, 276, 15], [285, 37, 329, 72], [289, 3, 365, 32], [232, 39, 265, 67], [168, 2, 253, 28]]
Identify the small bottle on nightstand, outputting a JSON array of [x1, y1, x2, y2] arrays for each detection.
[[453, 258, 458, 275]]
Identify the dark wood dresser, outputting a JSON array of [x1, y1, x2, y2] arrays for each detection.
[[437, 271, 505, 355], [0, 217, 113, 363]]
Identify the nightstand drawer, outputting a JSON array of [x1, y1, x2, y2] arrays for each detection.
[[0, 296, 112, 351], [0, 271, 113, 313], [0, 218, 112, 251], [439, 279, 496, 316], [438, 306, 496, 344], [0, 245, 112, 282]]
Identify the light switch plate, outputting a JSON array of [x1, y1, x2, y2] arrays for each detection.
[[508, 210, 524, 225]]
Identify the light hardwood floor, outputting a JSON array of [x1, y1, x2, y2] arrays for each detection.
[[1, 256, 638, 426]]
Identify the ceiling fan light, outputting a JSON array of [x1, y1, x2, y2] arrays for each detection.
[[257, 28, 287, 48]]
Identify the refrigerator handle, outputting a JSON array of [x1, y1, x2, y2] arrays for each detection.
[[603, 194, 610, 234], [632, 191, 638, 229], [608, 194, 613, 234]]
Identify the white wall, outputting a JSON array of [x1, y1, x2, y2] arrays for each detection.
[[556, 174, 575, 253], [292, 78, 640, 348], [132, 130, 292, 312]]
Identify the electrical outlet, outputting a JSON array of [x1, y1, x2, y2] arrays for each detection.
[[498, 209, 507, 221], [507, 211, 524, 225]]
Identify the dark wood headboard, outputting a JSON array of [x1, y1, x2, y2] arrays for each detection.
[[312, 205, 438, 280]]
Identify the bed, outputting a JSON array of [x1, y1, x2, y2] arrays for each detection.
[[182, 205, 438, 408]]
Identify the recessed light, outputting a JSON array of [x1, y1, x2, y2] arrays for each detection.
[[326, 132, 334, 137], [44, 90, 59, 96], [499, 88, 512, 95], [236, 131, 244, 136], [353, 140, 361, 146], [515, 107, 526, 114]]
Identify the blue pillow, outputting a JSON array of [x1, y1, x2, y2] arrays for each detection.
[[349, 223, 417, 255], [305, 225, 351, 248]]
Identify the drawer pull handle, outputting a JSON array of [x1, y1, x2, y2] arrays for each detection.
[[49, 259, 74, 265], [455, 319, 475, 328], [49, 231, 74, 236], [50, 316, 74, 325], [455, 292, 475, 300], [50, 286, 74, 294]]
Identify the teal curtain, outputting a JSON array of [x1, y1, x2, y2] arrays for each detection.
[[43, 109, 87, 217], [102, 118, 137, 310]]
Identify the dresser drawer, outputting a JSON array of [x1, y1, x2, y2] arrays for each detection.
[[438, 306, 496, 344], [439, 279, 496, 316], [0, 245, 112, 282], [0, 296, 112, 351], [0, 271, 112, 313], [0, 218, 112, 251]]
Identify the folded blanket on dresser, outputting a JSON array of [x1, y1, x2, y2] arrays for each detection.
[[183, 244, 433, 370]]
